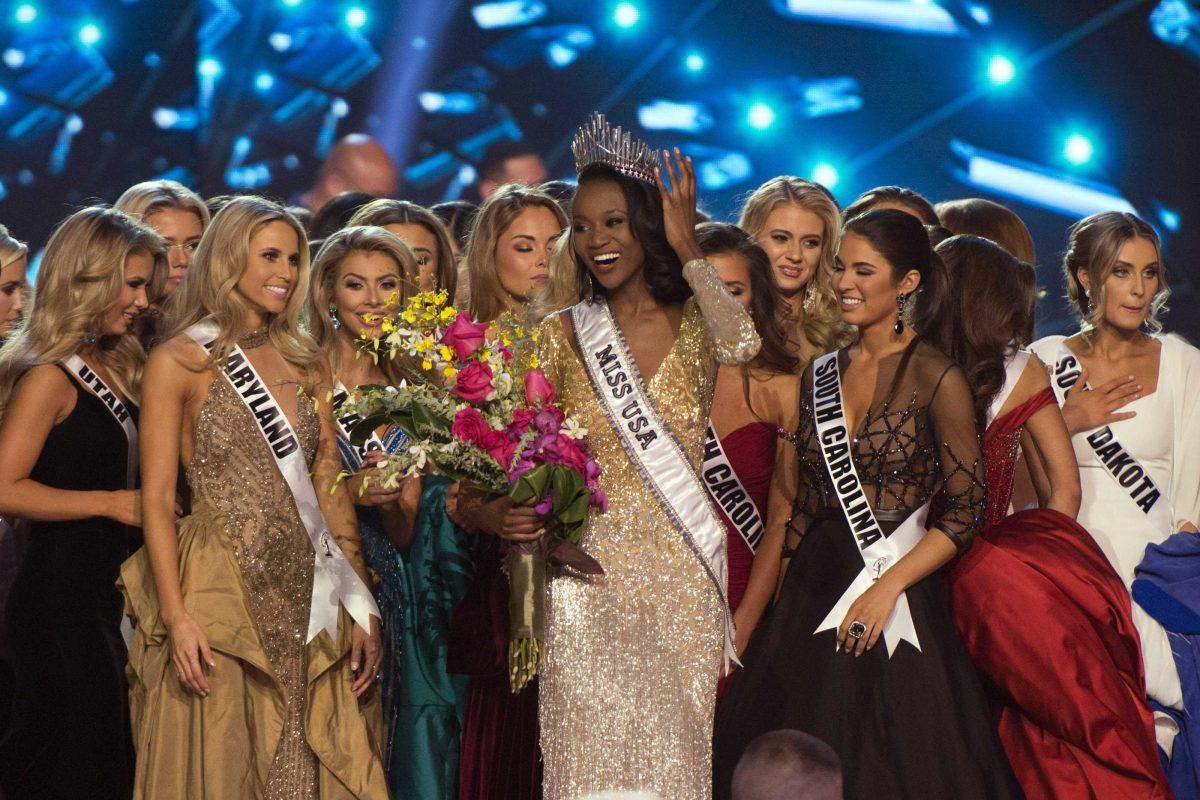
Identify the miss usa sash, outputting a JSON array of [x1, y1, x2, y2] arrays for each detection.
[[702, 425, 765, 552], [330, 381, 407, 472], [64, 355, 138, 489], [810, 350, 927, 656], [569, 299, 738, 668], [186, 321, 379, 642], [1048, 342, 1173, 533]]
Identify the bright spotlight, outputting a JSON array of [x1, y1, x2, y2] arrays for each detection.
[[14, 4, 37, 24], [613, 2, 641, 28], [0, 88, 8, 107], [987, 53, 1016, 86], [3, 48, 26, 69], [254, 71, 275, 92], [345, 6, 368, 29], [198, 57, 223, 79], [281, 0, 303, 5], [1063, 133, 1095, 165], [747, 102, 776, 130], [1159, 208, 1181, 232], [684, 52, 705, 72], [78, 22, 102, 46], [811, 162, 840, 188]]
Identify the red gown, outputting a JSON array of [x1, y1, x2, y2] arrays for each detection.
[[949, 387, 1173, 799]]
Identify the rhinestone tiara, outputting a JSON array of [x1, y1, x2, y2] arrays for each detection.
[[571, 111, 659, 185]]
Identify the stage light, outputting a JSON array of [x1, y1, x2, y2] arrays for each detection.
[[684, 52, 705, 72], [254, 71, 276, 92], [747, 102, 776, 130], [78, 22, 102, 46], [0, 88, 8, 107], [688, 145, 752, 191], [638, 99, 713, 133], [472, 1, 548, 30], [269, 32, 293, 52], [419, 91, 483, 114], [794, 76, 862, 118], [1150, 1, 1197, 45], [966, 3, 992, 25], [198, 57, 223, 79], [1063, 133, 1094, 165], [613, 2, 641, 28], [3, 49, 25, 70], [545, 42, 579, 67], [951, 140, 1135, 218], [987, 53, 1016, 86], [281, 0, 303, 6], [345, 7, 368, 30], [1159, 208, 1181, 232], [811, 162, 840, 188], [771, 0, 983, 36], [330, 98, 350, 117], [14, 4, 37, 24]]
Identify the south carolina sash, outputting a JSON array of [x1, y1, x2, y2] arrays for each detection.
[[570, 299, 738, 668], [64, 355, 138, 489], [331, 381, 407, 472], [1049, 342, 1172, 532], [186, 321, 379, 641], [702, 425, 765, 552], [810, 350, 927, 656]]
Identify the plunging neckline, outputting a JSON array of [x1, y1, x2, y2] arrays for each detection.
[[607, 300, 687, 395]]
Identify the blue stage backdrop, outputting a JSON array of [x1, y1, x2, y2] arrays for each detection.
[[1, 0, 1196, 339]]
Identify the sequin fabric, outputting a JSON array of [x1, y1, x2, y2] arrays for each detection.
[[536, 299, 724, 800], [188, 365, 322, 799]]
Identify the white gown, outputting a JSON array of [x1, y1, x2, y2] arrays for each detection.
[[1031, 333, 1200, 713]]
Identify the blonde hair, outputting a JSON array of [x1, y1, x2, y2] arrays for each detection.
[[114, 180, 211, 228], [306, 225, 420, 382], [738, 176, 850, 355], [162, 195, 317, 372], [347, 199, 457, 300], [0, 207, 167, 415], [0, 224, 28, 271], [1063, 211, 1169, 333], [464, 184, 567, 323]]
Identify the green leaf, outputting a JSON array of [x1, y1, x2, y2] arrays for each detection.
[[348, 414, 394, 445], [509, 464, 552, 505]]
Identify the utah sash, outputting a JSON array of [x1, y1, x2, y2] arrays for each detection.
[[64, 355, 138, 489], [1048, 342, 1172, 532], [810, 350, 927, 656], [570, 299, 738, 668], [186, 321, 379, 641], [702, 425, 765, 552]]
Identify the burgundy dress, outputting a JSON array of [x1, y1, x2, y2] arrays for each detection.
[[709, 422, 777, 700], [949, 387, 1172, 799]]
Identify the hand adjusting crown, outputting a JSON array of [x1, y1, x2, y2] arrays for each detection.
[[571, 111, 660, 185]]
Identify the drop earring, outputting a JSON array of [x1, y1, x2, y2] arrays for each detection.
[[802, 283, 816, 313], [894, 293, 906, 335], [328, 305, 341, 330], [84, 332, 97, 346]]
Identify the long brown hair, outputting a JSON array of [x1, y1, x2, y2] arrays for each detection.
[[844, 185, 939, 226], [347, 199, 458, 301], [935, 234, 1035, 428], [934, 198, 1036, 264]]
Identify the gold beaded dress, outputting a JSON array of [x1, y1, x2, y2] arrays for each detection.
[[119, 335, 389, 799], [535, 265, 759, 800]]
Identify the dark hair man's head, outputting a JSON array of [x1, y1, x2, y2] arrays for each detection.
[[732, 730, 843, 800], [477, 140, 548, 201]]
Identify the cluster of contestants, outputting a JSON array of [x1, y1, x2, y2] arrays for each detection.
[[0, 114, 1197, 800]]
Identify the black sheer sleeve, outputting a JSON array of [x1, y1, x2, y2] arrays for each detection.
[[928, 363, 987, 550]]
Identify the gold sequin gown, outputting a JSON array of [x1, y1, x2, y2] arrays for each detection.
[[120, 348, 389, 799], [535, 285, 758, 800]]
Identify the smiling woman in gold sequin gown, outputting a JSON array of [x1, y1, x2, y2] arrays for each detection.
[[119, 197, 389, 799]]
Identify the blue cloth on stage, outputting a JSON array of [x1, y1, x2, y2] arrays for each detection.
[[1134, 531, 1200, 799]]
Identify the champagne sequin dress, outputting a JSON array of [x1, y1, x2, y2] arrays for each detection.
[[120, 336, 389, 799]]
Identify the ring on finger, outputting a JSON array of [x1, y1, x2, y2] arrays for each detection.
[[847, 621, 867, 640]]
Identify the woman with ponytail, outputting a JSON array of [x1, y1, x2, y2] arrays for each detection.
[[714, 209, 1019, 800]]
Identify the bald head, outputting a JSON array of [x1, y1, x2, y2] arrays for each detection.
[[732, 730, 843, 800], [307, 134, 399, 211]]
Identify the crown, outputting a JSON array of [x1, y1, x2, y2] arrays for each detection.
[[571, 112, 659, 185]]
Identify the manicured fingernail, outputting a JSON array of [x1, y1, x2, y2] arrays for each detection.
[[351, 663, 358, 670]]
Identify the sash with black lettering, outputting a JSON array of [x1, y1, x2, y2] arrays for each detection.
[[186, 320, 379, 641], [809, 350, 928, 656], [64, 355, 138, 489], [1048, 342, 1171, 532], [702, 425, 765, 552], [570, 299, 738, 668], [330, 380, 407, 473]]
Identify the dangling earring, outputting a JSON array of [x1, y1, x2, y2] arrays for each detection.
[[894, 293, 906, 335], [802, 283, 816, 313], [84, 332, 97, 346], [328, 305, 341, 330], [1082, 289, 1091, 314]]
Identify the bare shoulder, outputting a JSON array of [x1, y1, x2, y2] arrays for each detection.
[[14, 363, 74, 401], [150, 333, 210, 375], [750, 369, 802, 426]]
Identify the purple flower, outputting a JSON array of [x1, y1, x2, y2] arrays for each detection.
[[534, 409, 561, 435], [535, 491, 555, 517], [589, 488, 608, 513]]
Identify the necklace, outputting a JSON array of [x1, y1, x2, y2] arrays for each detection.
[[237, 326, 270, 349]]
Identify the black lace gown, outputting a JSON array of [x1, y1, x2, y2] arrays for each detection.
[[713, 340, 1022, 800]]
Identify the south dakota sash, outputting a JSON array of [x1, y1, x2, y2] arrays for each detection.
[[702, 425, 765, 552], [810, 350, 927, 656], [186, 320, 379, 641], [64, 355, 138, 489], [570, 299, 738, 668], [1048, 342, 1172, 533]]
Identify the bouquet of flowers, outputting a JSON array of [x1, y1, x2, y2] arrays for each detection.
[[339, 289, 607, 691]]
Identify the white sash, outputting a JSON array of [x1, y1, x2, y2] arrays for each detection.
[[569, 300, 737, 667], [64, 355, 138, 489], [331, 381, 387, 465], [810, 351, 927, 657], [186, 321, 379, 641], [702, 425, 765, 552], [1048, 343, 1172, 532], [987, 350, 1031, 428]]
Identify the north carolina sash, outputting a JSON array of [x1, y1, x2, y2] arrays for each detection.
[[186, 321, 379, 641], [1048, 342, 1172, 532], [810, 350, 927, 656], [64, 355, 138, 489], [569, 300, 738, 668], [703, 425, 765, 552]]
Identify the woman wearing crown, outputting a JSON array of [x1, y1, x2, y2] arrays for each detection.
[[522, 115, 759, 799]]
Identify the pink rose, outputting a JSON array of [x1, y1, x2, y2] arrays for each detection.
[[556, 435, 591, 474], [452, 361, 495, 404], [441, 313, 490, 361], [451, 407, 490, 446], [524, 369, 555, 406], [481, 429, 518, 470], [508, 408, 538, 435]]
